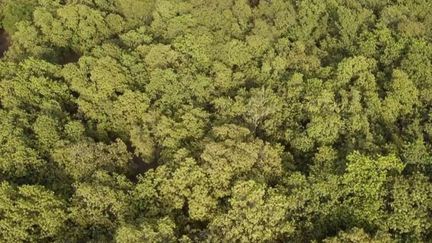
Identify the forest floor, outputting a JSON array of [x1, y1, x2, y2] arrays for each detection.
[[0, 29, 10, 57]]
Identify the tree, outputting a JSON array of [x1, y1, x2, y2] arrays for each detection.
[[382, 70, 419, 124], [0, 182, 66, 242], [324, 227, 393, 243], [67, 172, 133, 241], [385, 174, 432, 241], [0, 0, 37, 33], [342, 152, 404, 226], [115, 217, 176, 243], [53, 139, 131, 181], [209, 180, 294, 242]]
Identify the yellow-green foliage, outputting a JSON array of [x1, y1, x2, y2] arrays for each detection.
[[1, 0, 432, 242]]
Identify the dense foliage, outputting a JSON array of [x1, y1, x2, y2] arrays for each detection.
[[1, 0, 432, 242]]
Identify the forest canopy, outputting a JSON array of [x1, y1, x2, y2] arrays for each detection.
[[1, 0, 432, 242]]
